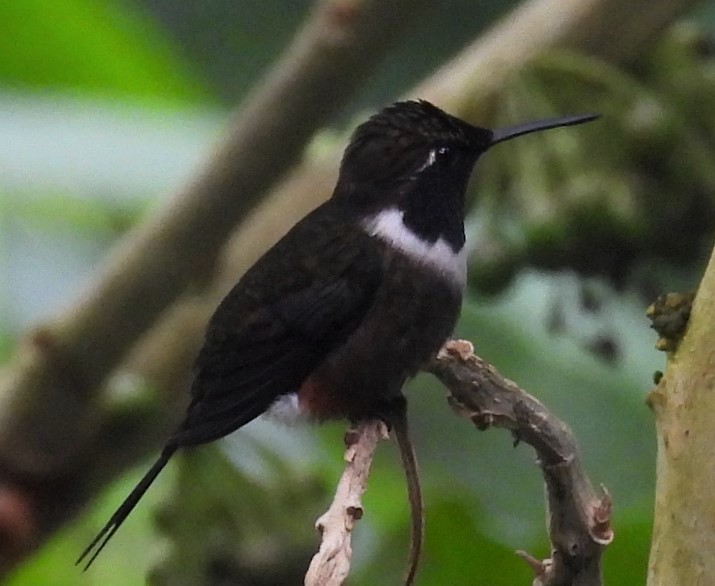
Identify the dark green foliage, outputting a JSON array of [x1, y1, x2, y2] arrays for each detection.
[[469, 25, 715, 296]]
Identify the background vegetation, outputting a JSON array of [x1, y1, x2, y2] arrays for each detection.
[[2, 0, 715, 584]]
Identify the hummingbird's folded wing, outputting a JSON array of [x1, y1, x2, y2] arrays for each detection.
[[173, 254, 382, 446]]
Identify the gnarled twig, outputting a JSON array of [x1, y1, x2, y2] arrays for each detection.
[[428, 340, 613, 586]]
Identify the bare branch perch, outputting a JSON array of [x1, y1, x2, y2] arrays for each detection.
[[416, 0, 696, 112], [305, 420, 388, 586], [306, 338, 612, 586], [427, 340, 613, 586]]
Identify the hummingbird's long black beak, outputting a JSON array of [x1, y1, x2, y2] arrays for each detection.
[[489, 113, 599, 146]]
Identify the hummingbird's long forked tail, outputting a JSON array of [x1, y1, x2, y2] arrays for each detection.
[[76, 445, 177, 571], [490, 113, 599, 146]]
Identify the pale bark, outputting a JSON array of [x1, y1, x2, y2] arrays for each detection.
[[647, 242, 715, 585], [305, 421, 388, 586]]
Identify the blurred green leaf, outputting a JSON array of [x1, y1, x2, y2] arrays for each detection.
[[0, 0, 210, 104], [603, 514, 652, 584], [357, 496, 532, 585], [0, 331, 13, 362], [1, 190, 142, 237], [151, 444, 321, 586]]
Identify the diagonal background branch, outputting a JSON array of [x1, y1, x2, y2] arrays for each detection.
[[0, 0, 431, 477]]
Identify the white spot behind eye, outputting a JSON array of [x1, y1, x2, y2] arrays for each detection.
[[414, 148, 437, 174]]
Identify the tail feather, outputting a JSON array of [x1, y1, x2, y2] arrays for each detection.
[[391, 411, 424, 586], [76, 446, 176, 571]]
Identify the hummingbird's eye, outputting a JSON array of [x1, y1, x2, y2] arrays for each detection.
[[436, 146, 450, 156]]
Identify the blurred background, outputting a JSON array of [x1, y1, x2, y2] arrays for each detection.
[[2, 0, 715, 584]]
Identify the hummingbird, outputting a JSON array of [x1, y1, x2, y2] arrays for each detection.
[[77, 100, 597, 582]]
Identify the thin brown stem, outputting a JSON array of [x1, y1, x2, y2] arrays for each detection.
[[428, 340, 612, 586]]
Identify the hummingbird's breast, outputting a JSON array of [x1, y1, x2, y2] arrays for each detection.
[[297, 207, 465, 421]]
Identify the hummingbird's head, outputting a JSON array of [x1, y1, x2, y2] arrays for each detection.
[[334, 100, 597, 253], [333, 100, 597, 210], [335, 100, 488, 202]]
